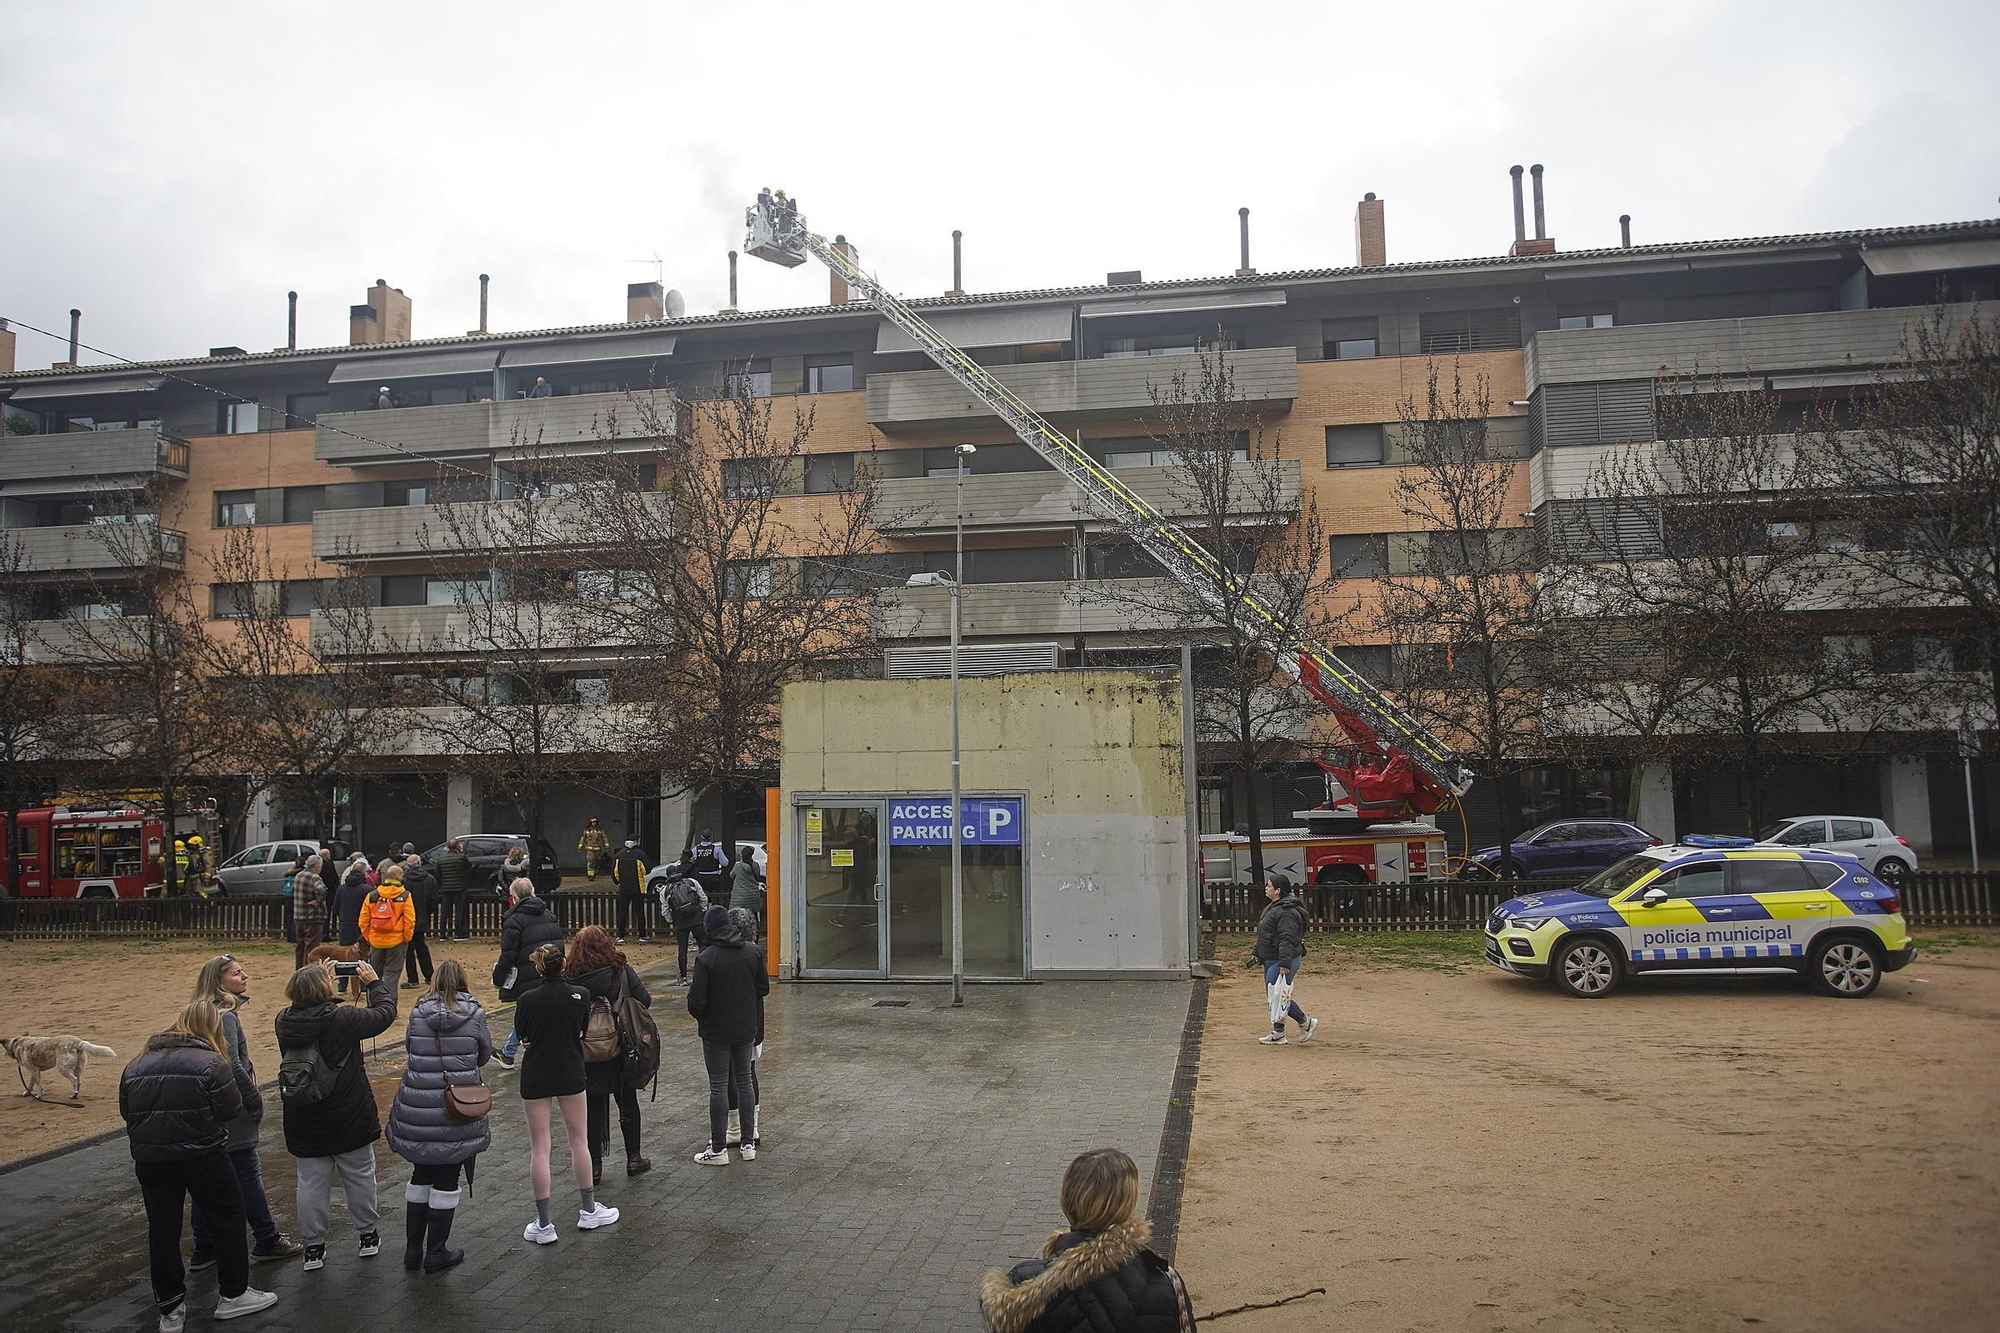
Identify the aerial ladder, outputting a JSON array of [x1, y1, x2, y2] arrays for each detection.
[[745, 192, 1475, 818]]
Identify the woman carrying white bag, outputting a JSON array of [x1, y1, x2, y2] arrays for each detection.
[[1252, 872, 1319, 1046]]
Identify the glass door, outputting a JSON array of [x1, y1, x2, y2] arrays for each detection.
[[797, 801, 886, 977]]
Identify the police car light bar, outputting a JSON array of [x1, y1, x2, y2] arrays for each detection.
[[1681, 834, 1756, 849]]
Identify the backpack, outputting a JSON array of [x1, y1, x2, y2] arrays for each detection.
[[614, 968, 661, 1093], [665, 878, 707, 925], [582, 997, 621, 1063], [364, 888, 408, 943], [277, 1039, 348, 1107]]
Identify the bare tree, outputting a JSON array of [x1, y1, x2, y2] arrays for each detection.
[[0, 534, 88, 893]]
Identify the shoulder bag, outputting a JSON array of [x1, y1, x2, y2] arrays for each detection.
[[433, 1022, 491, 1121]]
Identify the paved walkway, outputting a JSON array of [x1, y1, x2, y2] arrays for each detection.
[[3, 971, 1191, 1332]]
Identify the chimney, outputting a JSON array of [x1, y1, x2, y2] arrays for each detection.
[[1619, 214, 1633, 249], [947, 230, 965, 297], [0, 319, 15, 375], [1236, 208, 1256, 276], [1107, 270, 1142, 286], [1354, 193, 1386, 268], [474, 274, 490, 334], [208, 346, 247, 358], [349, 279, 411, 345], [287, 291, 298, 350], [829, 235, 859, 304], [1508, 165, 1556, 256], [63, 308, 81, 367], [628, 281, 664, 323], [727, 251, 739, 312]]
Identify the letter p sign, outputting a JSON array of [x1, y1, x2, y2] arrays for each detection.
[[986, 804, 1014, 839]]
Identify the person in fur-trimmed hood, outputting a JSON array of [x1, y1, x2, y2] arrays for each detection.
[[979, 1147, 1195, 1333]]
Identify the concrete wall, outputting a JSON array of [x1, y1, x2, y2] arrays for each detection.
[[781, 668, 1190, 977]]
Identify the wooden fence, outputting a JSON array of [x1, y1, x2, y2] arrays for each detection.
[[0, 891, 634, 942]]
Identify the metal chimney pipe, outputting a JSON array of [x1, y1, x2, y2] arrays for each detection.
[[477, 274, 490, 333], [952, 230, 963, 293], [287, 291, 298, 350], [1530, 164, 1547, 241], [1619, 214, 1632, 249], [727, 250, 739, 310], [1510, 166, 1526, 244], [1239, 207, 1251, 271], [67, 309, 81, 364]]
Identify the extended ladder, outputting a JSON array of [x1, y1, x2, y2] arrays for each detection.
[[744, 193, 1473, 804]]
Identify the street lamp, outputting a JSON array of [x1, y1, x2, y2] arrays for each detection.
[[905, 442, 976, 1006]]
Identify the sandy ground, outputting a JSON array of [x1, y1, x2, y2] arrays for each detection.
[[1176, 931, 2000, 1333], [0, 936, 686, 1165]]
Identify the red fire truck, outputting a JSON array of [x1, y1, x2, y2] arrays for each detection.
[[1, 806, 168, 899], [1200, 819, 1447, 890]]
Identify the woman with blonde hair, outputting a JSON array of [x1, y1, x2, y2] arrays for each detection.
[[121, 1000, 279, 1329], [978, 1147, 1195, 1333], [185, 957, 303, 1271], [387, 959, 493, 1272]]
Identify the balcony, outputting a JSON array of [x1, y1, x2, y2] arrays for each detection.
[[313, 492, 673, 562], [0, 426, 188, 489], [364, 704, 646, 757], [13, 616, 154, 664], [1524, 304, 1976, 391], [875, 459, 1300, 535], [309, 603, 671, 657], [2, 519, 184, 580], [865, 347, 1299, 431], [314, 388, 677, 466], [873, 575, 1278, 640]]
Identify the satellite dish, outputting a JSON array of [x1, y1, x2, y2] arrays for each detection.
[[664, 289, 686, 318]]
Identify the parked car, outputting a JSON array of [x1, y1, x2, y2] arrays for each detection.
[[1461, 820, 1659, 880], [419, 834, 561, 895], [1754, 815, 1917, 888], [214, 839, 320, 895]]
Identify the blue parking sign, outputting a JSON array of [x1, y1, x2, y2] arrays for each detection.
[[887, 797, 1023, 846]]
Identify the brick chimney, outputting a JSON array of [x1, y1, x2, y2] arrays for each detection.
[[348, 279, 412, 345], [0, 319, 14, 375], [628, 281, 665, 323], [1355, 193, 1386, 267], [829, 235, 860, 304]]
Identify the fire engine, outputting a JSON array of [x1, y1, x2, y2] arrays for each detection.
[[1200, 819, 1446, 891], [2, 806, 168, 899]]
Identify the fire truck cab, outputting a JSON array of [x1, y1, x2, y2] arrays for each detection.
[[2, 806, 167, 899]]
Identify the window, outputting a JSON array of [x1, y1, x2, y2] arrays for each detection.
[[724, 361, 773, 399], [211, 583, 253, 619], [215, 490, 257, 527], [724, 560, 773, 600], [805, 452, 858, 494], [1099, 332, 1232, 359], [379, 575, 426, 607], [1325, 425, 1385, 468], [1767, 820, 1827, 846], [1086, 544, 1162, 580], [285, 393, 330, 426], [571, 676, 612, 705], [1535, 381, 1657, 447], [1322, 317, 1379, 360], [1329, 534, 1389, 578], [1556, 309, 1615, 330], [965, 546, 1070, 584], [802, 552, 925, 596], [924, 443, 1044, 476], [1730, 860, 1813, 894], [386, 481, 429, 508], [1652, 863, 1727, 899], [218, 401, 261, 434], [1417, 308, 1522, 354], [806, 356, 855, 393], [281, 580, 322, 616], [426, 576, 492, 606], [1805, 861, 1846, 889], [1536, 824, 1578, 844], [722, 459, 778, 498], [1332, 645, 1392, 683], [1831, 819, 1876, 842], [282, 486, 326, 524], [1097, 434, 1248, 469]]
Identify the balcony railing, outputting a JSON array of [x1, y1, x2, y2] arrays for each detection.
[[12, 616, 154, 664], [2, 519, 184, 578], [0, 426, 189, 486], [875, 459, 1300, 535], [872, 575, 1280, 640], [312, 491, 673, 562], [314, 388, 677, 465], [308, 603, 671, 657], [865, 347, 1299, 430]]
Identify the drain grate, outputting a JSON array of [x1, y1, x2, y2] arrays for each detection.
[[872, 999, 911, 1008]]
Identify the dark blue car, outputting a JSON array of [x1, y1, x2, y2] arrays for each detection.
[[1464, 820, 1658, 880]]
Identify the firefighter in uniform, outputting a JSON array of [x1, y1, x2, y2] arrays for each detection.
[[578, 817, 612, 881]]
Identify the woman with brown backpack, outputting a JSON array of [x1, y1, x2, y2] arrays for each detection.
[[513, 943, 619, 1244], [563, 925, 653, 1183]]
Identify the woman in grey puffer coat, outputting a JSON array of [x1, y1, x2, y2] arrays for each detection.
[[386, 959, 492, 1273]]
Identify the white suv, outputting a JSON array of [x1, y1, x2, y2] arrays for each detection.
[[1755, 816, 1917, 888]]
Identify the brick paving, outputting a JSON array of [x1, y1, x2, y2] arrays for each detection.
[[1, 972, 1191, 1332]]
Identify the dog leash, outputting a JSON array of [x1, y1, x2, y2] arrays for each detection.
[[15, 1065, 85, 1109]]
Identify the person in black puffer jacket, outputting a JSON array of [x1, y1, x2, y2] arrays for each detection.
[[121, 1000, 277, 1327], [563, 925, 653, 1183], [1251, 872, 1317, 1046], [492, 879, 564, 1068], [687, 904, 768, 1165], [979, 1147, 1194, 1333], [275, 960, 397, 1270]]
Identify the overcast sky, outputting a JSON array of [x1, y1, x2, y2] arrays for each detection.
[[2, 0, 1995, 370]]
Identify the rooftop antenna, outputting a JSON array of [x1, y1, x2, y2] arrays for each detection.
[[625, 252, 665, 286]]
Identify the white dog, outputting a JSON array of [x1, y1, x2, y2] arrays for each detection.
[[5, 1035, 118, 1101]]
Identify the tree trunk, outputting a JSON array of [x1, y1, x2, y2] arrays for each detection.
[[1497, 767, 1520, 877]]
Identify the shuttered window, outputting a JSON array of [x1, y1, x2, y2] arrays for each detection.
[[1536, 381, 1657, 447], [1329, 534, 1389, 578], [1539, 499, 1664, 560], [1418, 308, 1522, 354], [1325, 424, 1385, 467]]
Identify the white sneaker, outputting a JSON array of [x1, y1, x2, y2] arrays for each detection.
[[694, 1147, 730, 1165], [160, 1306, 186, 1333], [1258, 1032, 1287, 1045], [738, 1142, 757, 1161], [522, 1220, 558, 1246], [1298, 1016, 1319, 1042], [577, 1202, 620, 1229], [214, 1288, 278, 1321]]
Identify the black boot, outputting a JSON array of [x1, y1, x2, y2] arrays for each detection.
[[403, 1200, 429, 1271], [422, 1190, 464, 1273]]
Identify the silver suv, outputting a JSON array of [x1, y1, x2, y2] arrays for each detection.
[[1755, 816, 1918, 888]]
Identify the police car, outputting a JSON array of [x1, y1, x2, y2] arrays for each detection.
[[1484, 836, 1915, 999]]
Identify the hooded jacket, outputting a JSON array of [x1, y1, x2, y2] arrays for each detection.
[[358, 879, 416, 948], [611, 845, 646, 893], [493, 895, 564, 1001], [729, 858, 762, 910], [387, 993, 494, 1166], [686, 913, 768, 1045], [979, 1218, 1196, 1333], [334, 863, 372, 946], [491, 853, 530, 896], [274, 979, 397, 1158], [119, 1032, 243, 1163], [1253, 892, 1309, 964]]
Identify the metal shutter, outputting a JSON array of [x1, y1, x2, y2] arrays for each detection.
[[1594, 381, 1658, 442], [884, 643, 1060, 678], [1541, 384, 1604, 446]]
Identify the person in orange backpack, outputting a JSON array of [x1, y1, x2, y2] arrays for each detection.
[[358, 866, 418, 1012]]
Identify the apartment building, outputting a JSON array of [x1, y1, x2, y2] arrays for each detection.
[[3, 196, 1996, 859]]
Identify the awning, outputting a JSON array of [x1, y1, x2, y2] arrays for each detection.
[[877, 306, 1073, 354], [1080, 289, 1287, 320], [0, 476, 148, 497], [498, 330, 679, 369], [6, 373, 164, 401], [329, 348, 499, 383], [1862, 239, 2000, 276]]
